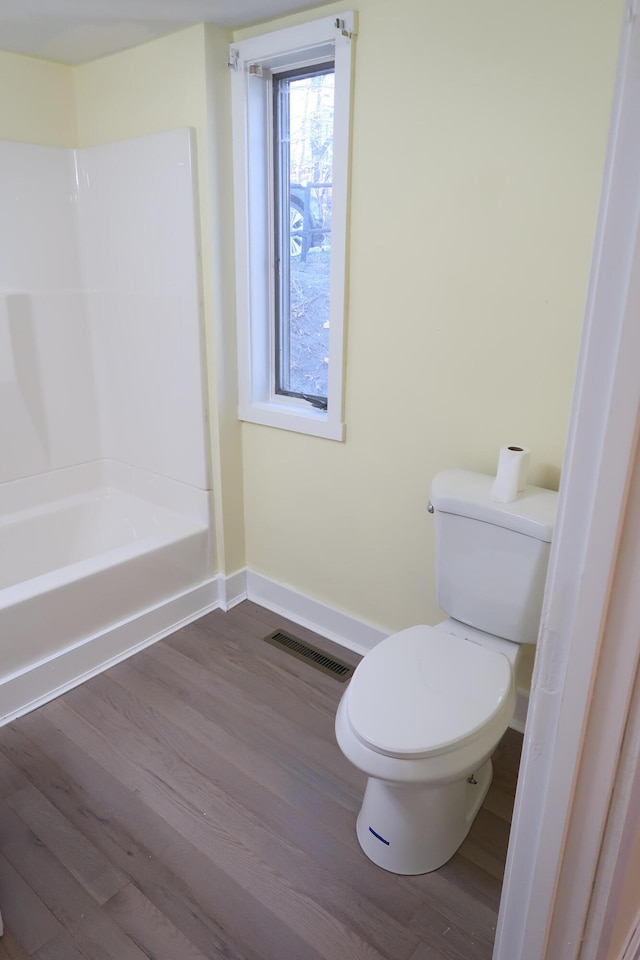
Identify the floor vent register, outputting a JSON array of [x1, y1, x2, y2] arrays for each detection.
[[263, 630, 354, 682]]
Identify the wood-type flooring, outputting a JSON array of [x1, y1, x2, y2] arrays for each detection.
[[0, 601, 522, 960]]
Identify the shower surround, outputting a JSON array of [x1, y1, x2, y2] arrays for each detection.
[[0, 129, 215, 722]]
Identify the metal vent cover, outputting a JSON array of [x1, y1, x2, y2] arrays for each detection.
[[263, 630, 354, 681]]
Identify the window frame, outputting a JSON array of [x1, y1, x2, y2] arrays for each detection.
[[230, 14, 355, 441]]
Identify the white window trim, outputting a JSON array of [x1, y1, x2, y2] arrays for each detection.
[[230, 13, 355, 441]]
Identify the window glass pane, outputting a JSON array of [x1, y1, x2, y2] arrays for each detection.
[[275, 66, 334, 405]]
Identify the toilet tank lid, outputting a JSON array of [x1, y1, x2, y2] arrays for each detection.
[[430, 469, 558, 542]]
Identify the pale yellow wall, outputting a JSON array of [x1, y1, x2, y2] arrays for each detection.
[[74, 26, 206, 147], [0, 51, 76, 145], [237, 0, 624, 633], [74, 25, 246, 575]]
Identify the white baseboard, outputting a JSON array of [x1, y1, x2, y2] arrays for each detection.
[[0, 567, 530, 733], [245, 569, 388, 656], [243, 569, 529, 731], [0, 579, 221, 726], [511, 691, 528, 734], [217, 568, 248, 611]]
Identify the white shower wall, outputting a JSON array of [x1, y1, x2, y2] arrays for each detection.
[[78, 130, 208, 489], [0, 142, 96, 481], [0, 128, 209, 492]]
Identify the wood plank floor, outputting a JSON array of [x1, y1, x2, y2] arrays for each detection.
[[0, 601, 522, 960]]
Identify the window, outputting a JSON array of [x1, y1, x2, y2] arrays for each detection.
[[274, 64, 333, 409], [230, 14, 355, 441]]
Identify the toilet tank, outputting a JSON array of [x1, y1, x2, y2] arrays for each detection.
[[430, 469, 558, 645]]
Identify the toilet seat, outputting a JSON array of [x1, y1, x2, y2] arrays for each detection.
[[346, 625, 512, 760]]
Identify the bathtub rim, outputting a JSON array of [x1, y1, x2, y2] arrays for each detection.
[[0, 458, 211, 524]]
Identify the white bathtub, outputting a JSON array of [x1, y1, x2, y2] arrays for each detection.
[[0, 460, 215, 722]]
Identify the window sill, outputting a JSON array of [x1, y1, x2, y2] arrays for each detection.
[[239, 400, 345, 441]]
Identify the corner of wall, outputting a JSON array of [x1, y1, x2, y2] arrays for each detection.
[[202, 22, 247, 577], [0, 50, 76, 147]]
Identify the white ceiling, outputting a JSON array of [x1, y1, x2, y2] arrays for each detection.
[[0, 0, 320, 65]]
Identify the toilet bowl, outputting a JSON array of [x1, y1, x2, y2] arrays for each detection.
[[335, 621, 517, 874]]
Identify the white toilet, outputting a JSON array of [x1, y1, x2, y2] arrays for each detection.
[[335, 468, 558, 875]]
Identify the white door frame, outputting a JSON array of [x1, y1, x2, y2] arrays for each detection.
[[494, 3, 640, 958]]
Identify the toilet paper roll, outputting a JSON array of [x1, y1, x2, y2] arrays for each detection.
[[491, 445, 530, 503]]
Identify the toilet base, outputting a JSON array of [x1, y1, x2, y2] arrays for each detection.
[[355, 757, 493, 874]]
